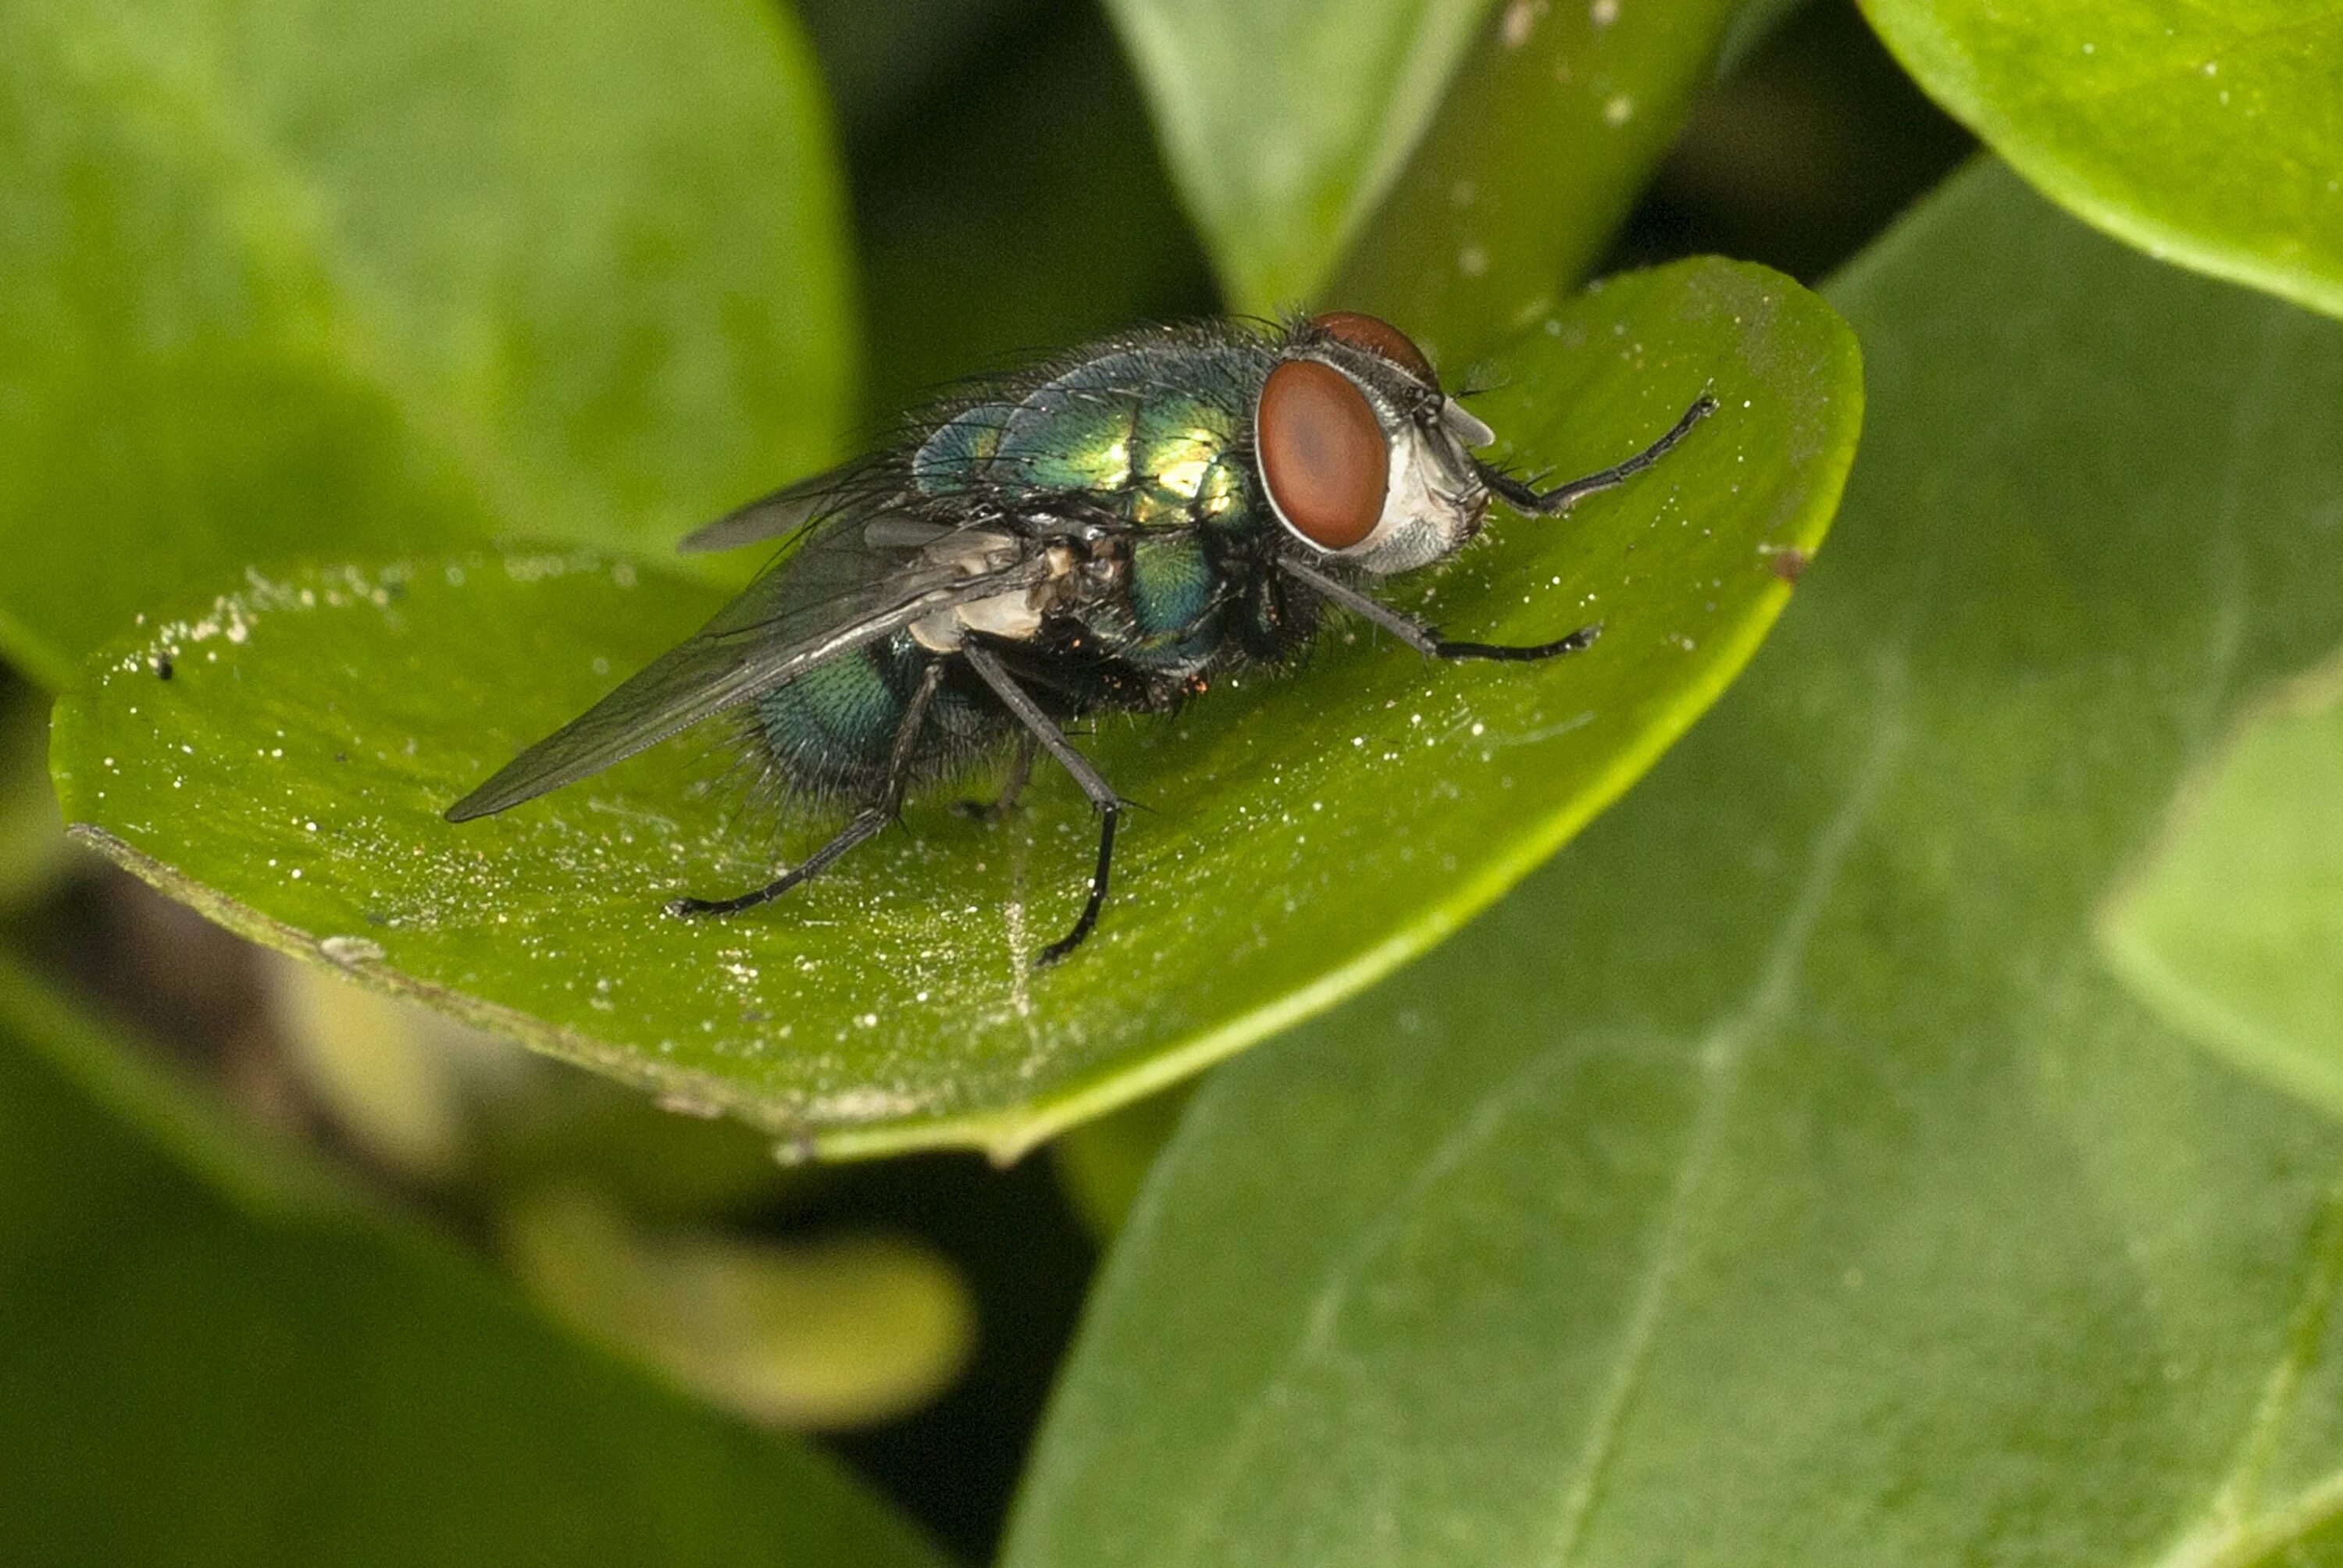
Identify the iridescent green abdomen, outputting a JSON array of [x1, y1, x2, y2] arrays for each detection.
[[754, 635, 1001, 798], [912, 339, 1271, 530]]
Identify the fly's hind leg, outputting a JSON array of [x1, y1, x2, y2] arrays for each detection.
[[669, 661, 946, 918], [952, 734, 1038, 824], [960, 644, 1122, 967]]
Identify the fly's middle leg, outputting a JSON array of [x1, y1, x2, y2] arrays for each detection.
[[961, 643, 1124, 966], [1278, 556, 1601, 665]]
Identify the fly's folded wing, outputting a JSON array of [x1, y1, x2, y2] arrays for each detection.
[[445, 512, 1046, 821], [677, 461, 867, 554]]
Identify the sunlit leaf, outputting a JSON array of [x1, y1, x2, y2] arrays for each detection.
[[1860, 0, 2343, 321], [55, 259, 1858, 1160]]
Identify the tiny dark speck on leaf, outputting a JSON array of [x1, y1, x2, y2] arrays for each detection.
[[1767, 546, 1810, 583], [155, 657, 173, 680]]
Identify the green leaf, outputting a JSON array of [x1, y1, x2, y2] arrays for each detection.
[[1858, 0, 2343, 322], [0, 690, 73, 909], [0, 971, 943, 1567], [1716, 0, 1817, 77], [999, 164, 2343, 1567], [0, 0, 853, 687], [1104, 0, 1504, 311], [1328, 0, 1742, 365], [2101, 652, 2343, 1123], [55, 258, 1861, 1160]]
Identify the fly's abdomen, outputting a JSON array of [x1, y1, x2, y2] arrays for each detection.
[[753, 636, 1008, 800], [751, 644, 905, 799]]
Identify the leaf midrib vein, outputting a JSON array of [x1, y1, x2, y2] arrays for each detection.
[[1542, 663, 1909, 1566]]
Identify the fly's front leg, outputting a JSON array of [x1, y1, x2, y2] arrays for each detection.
[[953, 735, 1038, 824], [961, 643, 1123, 966], [1477, 392, 1717, 516], [1280, 557, 1599, 664], [669, 661, 945, 918]]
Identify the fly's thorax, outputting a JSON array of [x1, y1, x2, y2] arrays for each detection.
[[1254, 312, 1496, 578], [910, 334, 1268, 532]]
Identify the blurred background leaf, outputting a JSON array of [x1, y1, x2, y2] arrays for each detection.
[[840, 0, 1214, 419], [2101, 653, 2343, 1126], [1614, 0, 1970, 283], [1050, 1082, 1195, 1240], [1329, 0, 1742, 365], [1859, 0, 2343, 321], [0, 973, 944, 1566], [1001, 162, 2343, 1568], [504, 1188, 975, 1431], [0, 0, 854, 687], [1101, 0, 1501, 312]]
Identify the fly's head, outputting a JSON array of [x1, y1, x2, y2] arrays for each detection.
[[1254, 312, 1496, 577]]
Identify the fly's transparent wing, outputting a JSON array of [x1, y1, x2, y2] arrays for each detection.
[[446, 512, 1044, 821], [678, 461, 865, 554]]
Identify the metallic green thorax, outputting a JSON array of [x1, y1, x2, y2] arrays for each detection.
[[911, 340, 1270, 532]]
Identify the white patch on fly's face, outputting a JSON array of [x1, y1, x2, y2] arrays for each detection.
[[1343, 419, 1479, 576]]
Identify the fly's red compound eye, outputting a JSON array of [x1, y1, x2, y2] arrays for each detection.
[[1310, 310, 1436, 385], [1257, 359, 1389, 551]]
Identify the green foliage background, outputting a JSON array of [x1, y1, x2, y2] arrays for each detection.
[[5, 0, 2343, 1562]]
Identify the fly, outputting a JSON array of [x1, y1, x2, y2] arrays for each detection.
[[446, 312, 1715, 965]]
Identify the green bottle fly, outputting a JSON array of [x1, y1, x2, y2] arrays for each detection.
[[448, 312, 1714, 963]]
